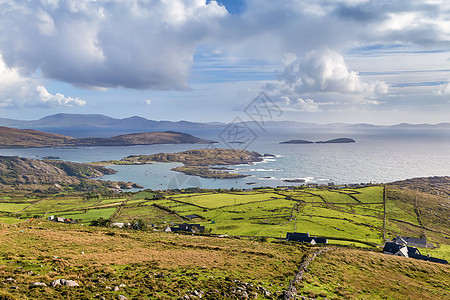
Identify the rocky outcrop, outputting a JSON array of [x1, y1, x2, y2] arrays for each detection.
[[0, 156, 116, 186], [50, 279, 79, 287]]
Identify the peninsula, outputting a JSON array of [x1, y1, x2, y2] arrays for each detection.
[[94, 148, 265, 179], [0, 127, 215, 148], [0, 156, 141, 193]]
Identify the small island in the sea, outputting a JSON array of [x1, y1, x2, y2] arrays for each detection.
[[280, 138, 356, 144], [94, 148, 269, 179], [280, 140, 314, 144]]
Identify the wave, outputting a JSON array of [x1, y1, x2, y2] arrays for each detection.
[[234, 168, 282, 172]]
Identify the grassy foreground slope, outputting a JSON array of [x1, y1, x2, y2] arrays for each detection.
[[298, 248, 449, 299], [0, 220, 307, 299], [0, 221, 449, 300]]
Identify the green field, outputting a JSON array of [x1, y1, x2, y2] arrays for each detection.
[[0, 202, 30, 212], [59, 207, 117, 222], [0, 181, 449, 300], [170, 191, 284, 209], [0, 184, 448, 259]]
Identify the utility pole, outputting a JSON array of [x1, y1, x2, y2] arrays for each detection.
[[383, 184, 387, 242]]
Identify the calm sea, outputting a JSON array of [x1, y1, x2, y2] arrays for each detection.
[[1, 128, 448, 190]]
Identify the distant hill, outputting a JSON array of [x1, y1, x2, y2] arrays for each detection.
[[0, 127, 215, 148], [73, 131, 216, 146], [0, 126, 74, 148]]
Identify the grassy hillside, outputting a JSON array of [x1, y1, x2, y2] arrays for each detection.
[[3, 183, 448, 252], [0, 178, 449, 299], [386, 177, 450, 246], [297, 248, 449, 299]]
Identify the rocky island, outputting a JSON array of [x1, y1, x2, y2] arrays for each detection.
[[280, 138, 355, 144], [0, 126, 215, 148], [94, 148, 266, 179]]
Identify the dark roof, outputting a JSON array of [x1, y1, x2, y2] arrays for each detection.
[[383, 242, 404, 254], [409, 253, 448, 265], [395, 236, 427, 246], [407, 246, 420, 256], [314, 237, 328, 244], [286, 232, 328, 243], [286, 232, 310, 241], [428, 257, 448, 264], [171, 223, 205, 232], [185, 214, 200, 219]]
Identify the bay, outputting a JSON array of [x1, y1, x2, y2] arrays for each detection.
[[0, 129, 448, 190]]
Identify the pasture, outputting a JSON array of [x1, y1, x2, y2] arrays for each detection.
[[1, 184, 448, 257]]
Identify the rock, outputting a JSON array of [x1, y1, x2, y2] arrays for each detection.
[[118, 295, 128, 300], [50, 279, 79, 287], [5, 278, 16, 283], [114, 286, 120, 291], [32, 282, 47, 286]]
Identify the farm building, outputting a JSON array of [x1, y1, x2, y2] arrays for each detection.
[[383, 242, 448, 264], [285, 232, 328, 244], [383, 242, 409, 257], [47, 216, 77, 224], [170, 223, 205, 233], [393, 236, 427, 248], [111, 222, 131, 229]]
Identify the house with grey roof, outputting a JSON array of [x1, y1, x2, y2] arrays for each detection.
[[393, 236, 427, 248]]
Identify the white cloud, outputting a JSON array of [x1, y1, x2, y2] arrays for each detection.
[[0, 55, 86, 108], [280, 96, 321, 112], [436, 81, 450, 95], [143, 99, 152, 106], [0, 0, 228, 91], [268, 49, 388, 98]]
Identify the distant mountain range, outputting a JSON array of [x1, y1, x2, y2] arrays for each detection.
[[0, 113, 448, 138], [0, 113, 215, 130]]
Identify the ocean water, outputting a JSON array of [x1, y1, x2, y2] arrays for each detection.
[[0, 129, 448, 190]]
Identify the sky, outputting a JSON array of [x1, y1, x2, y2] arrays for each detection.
[[0, 0, 449, 125]]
